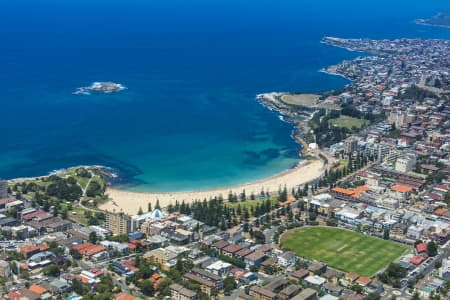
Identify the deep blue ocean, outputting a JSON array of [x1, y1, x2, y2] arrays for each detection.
[[0, 0, 449, 191]]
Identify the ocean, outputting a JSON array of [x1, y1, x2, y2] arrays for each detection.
[[0, 0, 449, 191]]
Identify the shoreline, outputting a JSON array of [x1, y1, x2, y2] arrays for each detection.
[[100, 159, 325, 215], [102, 89, 334, 215], [414, 19, 450, 29]]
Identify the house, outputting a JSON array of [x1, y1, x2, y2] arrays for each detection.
[[342, 273, 359, 287], [183, 273, 215, 296], [416, 243, 427, 254], [265, 278, 290, 293], [290, 268, 309, 281], [244, 251, 266, 267], [304, 275, 326, 289], [324, 282, 344, 296], [235, 248, 253, 260], [0, 217, 19, 227], [364, 279, 384, 295], [169, 283, 198, 300], [49, 279, 71, 294], [319, 295, 339, 300], [211, 240, 229, 254], [356, 276, 372, 287], [77, 270, 102, 285], [420, 164, 439, 175], [20, 244, 48, 259], [206, 260, 232, 277], [291, 288, 317, 300], [278, 284, 301, 299], [278, 251, 296, 267], [71, 243, 107, 260], [6, 288, 40, 300], [115, 292, 134, 300], [322, 269, 343, 285], [340, 289, 365, 300], [191, 268, 223, 289], [390, 184, 414, 200], [308, 262, 327, 275], [439, 258, 450, 279], [28, 285, 47, 296], [100, 241, 129, 254], [222, 244, 243, 257], [407, 225, 424, 240], [249, 286, 276, 300], [144, 247, 178, 270]]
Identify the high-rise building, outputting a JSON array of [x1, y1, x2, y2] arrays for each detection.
[[0, 180, 8, 198], [105, 211, 131, 236], [344, 139, 358, 155]]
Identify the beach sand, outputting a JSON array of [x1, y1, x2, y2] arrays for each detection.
[[99, 159, 324, 215]]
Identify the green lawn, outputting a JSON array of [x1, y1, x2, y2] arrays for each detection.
[[329, 115, 368, 130], [226, 197, 278, 216], [281, 227, 409, 277]]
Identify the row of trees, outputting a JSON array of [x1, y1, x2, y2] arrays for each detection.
[[318, 153, 371, 188], [167, 197, 277, 230]]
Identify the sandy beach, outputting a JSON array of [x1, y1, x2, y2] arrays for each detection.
[[100, 159, 324, 215]]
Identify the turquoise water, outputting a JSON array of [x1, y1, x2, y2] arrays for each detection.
[[0, 0, 449, 191]]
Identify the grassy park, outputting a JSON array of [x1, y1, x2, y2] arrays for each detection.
[[329, 115, 368, 130], [280, 227, 409, 276]]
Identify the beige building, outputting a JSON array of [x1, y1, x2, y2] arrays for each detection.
[[105, 211, 131, 236], [144, 247, 178, 270], [170, 283, 198, 300], [249, 286, 276, 300], [0, 260, 11, 277]]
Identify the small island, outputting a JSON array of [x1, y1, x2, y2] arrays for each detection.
[[73, 81, 126, 95], [415, 12, 450, 29]]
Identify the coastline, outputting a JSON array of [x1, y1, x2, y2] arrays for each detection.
[[415, 19, 450, 29], [101, 63, 346, 215], [100, 159, 324, 215]]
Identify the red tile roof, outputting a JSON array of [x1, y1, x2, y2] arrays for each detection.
[[22, 210, 52, 221], [410, 256, 426, 265], [116, 293, 134, 300], [356, 276, 372, 286], [391, 184, 414, 193], [72, 243, 105, 256], [223, 244, 242, 254], [20, 245, 40, 255], [29, 284, 47, 294], [416, 243, 427, 253]]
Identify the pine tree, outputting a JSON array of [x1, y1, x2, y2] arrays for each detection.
[[148, 202, 152, 212]]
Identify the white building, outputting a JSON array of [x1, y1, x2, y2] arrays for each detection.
[[206, 260, 232, 278], [406, 225, 424, 240], [439, 258, 450, 280], [377, 198, 400, 210], [395, 154, 416, 173], [304, 275, 326, 288], [278, 251, 296, 267], [130, 209, 168, 232]]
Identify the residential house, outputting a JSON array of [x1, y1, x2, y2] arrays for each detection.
[[169, 283, 198, 300], [206, 260, 232, 277], [278, 251, 296, 267], [244, 251, 266, 267], [249, 286, 276, 300], [304, 275, 326, 289], [278, 284, 301, 299], [291, 288, 317, 300], [290, 268, 309, 281]]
